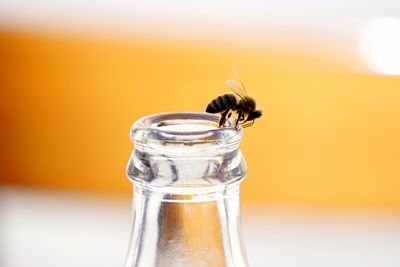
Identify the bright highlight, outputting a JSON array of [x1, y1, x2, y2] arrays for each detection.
[[359, 17, 400, 75]]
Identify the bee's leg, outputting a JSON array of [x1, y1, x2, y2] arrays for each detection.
[[235, 111, 243, 129], [219, 108, 231, 127], [241, 120, 255, 128]]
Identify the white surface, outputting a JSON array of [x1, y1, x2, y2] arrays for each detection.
[[1, 186, 400, 267], [1, 1, 400, 74], [0, 0, 399, 50]]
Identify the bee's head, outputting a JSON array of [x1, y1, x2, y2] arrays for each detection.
[[247, 110, 262, 121]]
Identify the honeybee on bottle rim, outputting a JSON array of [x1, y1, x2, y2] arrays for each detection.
[[206, 69, 262, 129]]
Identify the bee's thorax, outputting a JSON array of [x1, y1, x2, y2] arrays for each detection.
[[238, 96, 256, 113]]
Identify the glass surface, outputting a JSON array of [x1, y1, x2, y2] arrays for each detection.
[[126, 113, 249, 267]]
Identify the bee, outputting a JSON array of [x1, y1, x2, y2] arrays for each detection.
[[206, 69, 262, 128]]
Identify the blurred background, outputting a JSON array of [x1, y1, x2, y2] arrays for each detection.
[[1, 0, 400, 266]]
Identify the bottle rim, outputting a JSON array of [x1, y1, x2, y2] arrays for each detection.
[[130, 112, 243, 147], [127, 112, 246, 191]]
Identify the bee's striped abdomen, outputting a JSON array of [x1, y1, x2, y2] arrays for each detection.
[[206, 94, 237, 113]]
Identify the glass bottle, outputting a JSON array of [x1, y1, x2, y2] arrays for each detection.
[[126, 113, 249, 267]]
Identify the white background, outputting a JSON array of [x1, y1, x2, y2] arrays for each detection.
[[1, 187, 400, 267]]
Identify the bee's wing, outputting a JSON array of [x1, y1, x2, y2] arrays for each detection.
[[227, 66, 247, 99], [226, 79, 245, 101], [226, 79, 246, 101], [232, 67, 248, 95], [226, 79, 241, 94]]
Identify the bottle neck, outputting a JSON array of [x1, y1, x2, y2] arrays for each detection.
[[126, 113, 248, 267], [126, 181, 248, 267]]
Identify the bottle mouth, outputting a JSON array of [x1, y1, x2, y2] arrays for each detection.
[[128, 112, 246, 193], [130, 112, 243, 149]]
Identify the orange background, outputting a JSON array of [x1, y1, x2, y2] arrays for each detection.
[[1, 29, 400, 210]]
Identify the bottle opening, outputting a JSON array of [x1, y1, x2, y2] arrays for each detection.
[[130, 112, 242, 147], [127, 113, 247, 192]]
